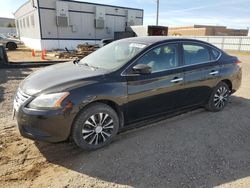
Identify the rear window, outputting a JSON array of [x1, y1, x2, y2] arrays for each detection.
[[183, 44, 210, 65]]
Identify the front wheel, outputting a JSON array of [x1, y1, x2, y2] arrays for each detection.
[[7, 42, 17, 50], [206, 82, 230, 112], [72, 103, 119, 150]]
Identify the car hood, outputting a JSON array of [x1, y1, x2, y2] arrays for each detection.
[[19, 62, 108, 96], [7, 38, 21, 43]]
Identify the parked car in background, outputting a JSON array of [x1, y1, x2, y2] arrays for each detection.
[[13, 37, 242, 150], [0, 34, 21, 50]]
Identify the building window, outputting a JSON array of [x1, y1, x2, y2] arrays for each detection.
[[26, 17, 30, 27], [30, 14, 35, 27]]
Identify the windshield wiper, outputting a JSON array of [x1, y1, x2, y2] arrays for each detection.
[[73, 58, 80, 64], [81, 63, 99, 70], [73, 58, 98, 69]]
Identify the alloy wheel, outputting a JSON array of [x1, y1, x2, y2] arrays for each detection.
[[213, 86, 229, 109], [82, 113, 114, 145]]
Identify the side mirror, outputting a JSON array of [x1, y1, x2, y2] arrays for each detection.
[[132, 64, 152, 75]]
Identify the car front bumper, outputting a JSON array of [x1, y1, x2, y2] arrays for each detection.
[[16, 107, 75, 142]]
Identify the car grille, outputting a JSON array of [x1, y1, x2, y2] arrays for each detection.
[[14, 89, 31, 111]]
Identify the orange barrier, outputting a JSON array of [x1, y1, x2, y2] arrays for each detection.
[[41, 49, 46, 60], [32, 49, 35, 57], [43, 49, 47, 55]]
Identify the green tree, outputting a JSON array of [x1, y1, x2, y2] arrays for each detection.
[[7, 22, 15, 28]]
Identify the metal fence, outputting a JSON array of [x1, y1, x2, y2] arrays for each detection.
[[188, 36, 250, 52]]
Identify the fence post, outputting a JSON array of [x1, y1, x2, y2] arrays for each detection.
[[221, 37, 225, 50], [238, 37, 243, 51]]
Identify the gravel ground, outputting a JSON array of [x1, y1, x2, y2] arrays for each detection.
[[6, 45, 70, 62], [0, 53, 250, 188]]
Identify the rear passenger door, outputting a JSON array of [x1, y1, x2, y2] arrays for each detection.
[[182, 42, 221, 106]]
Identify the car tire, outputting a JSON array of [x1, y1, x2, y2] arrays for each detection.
[[72, 103, 119, 150], [206, 82, 230, 112], [6, 42, 17, 50]]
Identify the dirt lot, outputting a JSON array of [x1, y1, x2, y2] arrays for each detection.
[[6, 45, 70, 62], [0, 53, 250, 188], [6, 44, 95, 63]]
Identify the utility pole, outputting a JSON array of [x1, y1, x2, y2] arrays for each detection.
[[156, 0, 159, 25]]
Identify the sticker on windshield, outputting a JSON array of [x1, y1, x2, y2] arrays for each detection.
[[129, 43, 146, 49]]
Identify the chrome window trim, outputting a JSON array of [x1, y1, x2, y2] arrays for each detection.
[[121, 40, 222, 76]]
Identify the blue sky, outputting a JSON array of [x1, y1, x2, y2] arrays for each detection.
[[1, 0, 249, 29]]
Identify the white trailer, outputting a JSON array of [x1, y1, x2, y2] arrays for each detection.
[[14, 0, 143, 50]]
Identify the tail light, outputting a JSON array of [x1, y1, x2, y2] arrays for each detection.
[[235, 59, 242, 68], [235, 60, 242, 64]]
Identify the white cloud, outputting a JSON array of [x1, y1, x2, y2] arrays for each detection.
[[167, 5, 210, 13]]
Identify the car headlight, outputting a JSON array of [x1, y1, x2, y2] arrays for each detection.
[[28, 92, 69, 109]]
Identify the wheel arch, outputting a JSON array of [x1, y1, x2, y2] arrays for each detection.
[[93, 99, 125, 128], [69, 99, 125, 140], [220, 79, 232, 92]]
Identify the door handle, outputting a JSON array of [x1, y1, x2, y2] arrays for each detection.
[[209, 70, 219, 75], [170, 77, 183, 83]]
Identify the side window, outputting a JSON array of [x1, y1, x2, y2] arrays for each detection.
[[136, 43, 179, 73], [211, 48, 220, 60], [183, 44, 210, 65]]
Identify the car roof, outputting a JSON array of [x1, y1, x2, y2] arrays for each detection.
[[123, 36, 214, 47]]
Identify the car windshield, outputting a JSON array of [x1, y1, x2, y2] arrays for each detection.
[[79, 40, 147, 70], [0, 34, 7, 39]]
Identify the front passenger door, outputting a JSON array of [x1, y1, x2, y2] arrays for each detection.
[[125, 43, 186, 123]]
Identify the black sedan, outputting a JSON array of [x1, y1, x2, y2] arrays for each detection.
[[14, 37, 242, 150]]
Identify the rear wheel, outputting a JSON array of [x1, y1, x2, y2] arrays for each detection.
[[6, 42, 17, 50], [206, 82, 230, 112], [72, 103, 119, 150]]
